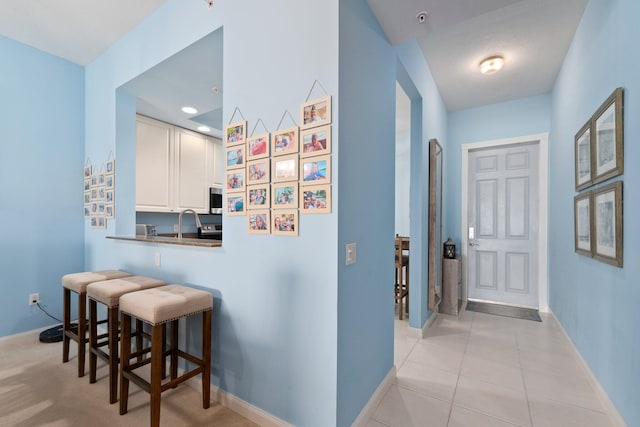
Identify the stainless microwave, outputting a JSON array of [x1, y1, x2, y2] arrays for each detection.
[[210, 187, 223, 214]]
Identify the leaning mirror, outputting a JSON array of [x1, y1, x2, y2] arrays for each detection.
[[428, 138, 443, 310]]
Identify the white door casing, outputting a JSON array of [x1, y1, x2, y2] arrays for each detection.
[[461, 134, 549, 311]]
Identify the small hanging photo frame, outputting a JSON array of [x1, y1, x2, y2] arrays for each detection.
[[300, 96, 331, 130]]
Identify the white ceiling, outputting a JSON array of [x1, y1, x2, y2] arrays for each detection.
[[0, 0, 588, 115], [368, 0, 589, 111], [0, 0, 166, 65]]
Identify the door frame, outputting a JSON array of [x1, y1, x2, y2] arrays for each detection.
[[461, 133, 549, 312]]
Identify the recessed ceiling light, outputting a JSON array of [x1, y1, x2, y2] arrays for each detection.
[[181, 106, 198, 114], [197, 126, 211, 133], [479, 55, 504, 75]]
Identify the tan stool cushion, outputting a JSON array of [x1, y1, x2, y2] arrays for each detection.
[[62, 270, 131, 293], [87, 276, 167, 307], [120, 285, 213, 325]]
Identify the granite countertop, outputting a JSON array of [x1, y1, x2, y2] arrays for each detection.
[[107, 233, 221, 248]]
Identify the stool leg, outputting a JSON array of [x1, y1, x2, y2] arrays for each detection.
[[406, 262, 410, 315], [108, 306, 119, 404], [77, 291, 87, 377], [119, 313, 131, 416], [162, 323, 167, 379], [202, 310, 211, 409], [398, 266, 404, 320], [150, 324, 163, 427], [89, 299, 98, 383], [135, 319, 143, 362], [63, 288, 71, 363], [170, 320, 178, 384]]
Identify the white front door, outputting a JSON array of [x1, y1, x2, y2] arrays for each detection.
[[467, 142, 539, 308]]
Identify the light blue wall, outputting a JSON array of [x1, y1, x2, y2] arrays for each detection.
[[396, 41, 448, 328], [0, 36, 85, 337], [84, 1, 339, 425], [446, 94, 552, 243], [549, 0, 640, 424], [336, 1, 396, 425]]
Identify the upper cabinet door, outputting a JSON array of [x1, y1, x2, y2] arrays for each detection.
[[136, 116, 173, 212], [174, 128, 209, 213]]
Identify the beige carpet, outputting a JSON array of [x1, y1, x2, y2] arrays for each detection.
[[0, 328, 258, 427]]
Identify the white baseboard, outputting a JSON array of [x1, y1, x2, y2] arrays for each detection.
[[549, 311, 627, 427], [351, 365, 396, 427], [185, 376, 293, 427]]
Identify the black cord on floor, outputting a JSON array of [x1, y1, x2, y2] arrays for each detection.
[[36, 302, 62, 323]]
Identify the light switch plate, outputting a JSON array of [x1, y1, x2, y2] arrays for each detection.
[[346, 243, 356, 265]]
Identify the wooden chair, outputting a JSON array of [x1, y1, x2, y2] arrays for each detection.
[[394, 235, 409, 320]]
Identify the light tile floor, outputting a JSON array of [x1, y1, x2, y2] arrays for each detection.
[[367, 308, 619, 427]]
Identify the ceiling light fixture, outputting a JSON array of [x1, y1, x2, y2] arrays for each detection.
[[204, 0, 214, 9], [181, 106, 198, 114], [197, 126, 211, 133], [479, 55, 504, 75]]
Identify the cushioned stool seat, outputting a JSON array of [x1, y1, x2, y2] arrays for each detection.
[[119, 285, 213, 427], [87, 276, 166, 403], [62, 270, 131, 377]]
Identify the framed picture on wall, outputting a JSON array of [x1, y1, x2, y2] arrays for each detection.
[[272, 210, 298, 236], [593, 87, 624, 184], [247, 159, 270, 185], [226, 120, 247, 147], [225, 145, 245, 170], [574, 121, 592, 191], [272, 182, 298, 209], [226, 170, 245, 193], [300, 125, 331, 157], [272, 154, 299, 183], [105, 174, 114, 189], [300, 155, 330, 185], [225, 193, 246, 216], [105, 159, 115, 175], [574, 191, 593, 257], [272, 127, 299, 156], [592, 181, 623, 267], [247, 184, 270, 210], [247, 210, 270, 234], [300, 96, 331, 130], [106, 204, 115, 219], [301, 184, 331, 214], [246, 133, 269, 160]]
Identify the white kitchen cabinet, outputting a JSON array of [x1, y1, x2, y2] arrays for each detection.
[[136, 115, 222, 214]]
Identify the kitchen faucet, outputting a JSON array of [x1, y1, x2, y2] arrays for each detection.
[[178, 209, 202, 239]]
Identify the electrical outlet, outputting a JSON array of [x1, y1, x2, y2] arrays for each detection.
[[173, 224, 179, 233], [154, 252, 161, 267], [346, 243, 357, 265], [29, 293, 39, 306]]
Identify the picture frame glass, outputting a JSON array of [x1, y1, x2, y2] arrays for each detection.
[[595, 103, 616, 176], [273, 155, 298, 182], [272, 184, 297, 209], [272, 210, 298, 236], [595, 190, 616, 258], [301, 184, 331, 213], [301, 96, 331, 129], [576, 127, 591, 187], [575, 196, 591, 251]]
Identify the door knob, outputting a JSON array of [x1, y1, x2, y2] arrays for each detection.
[[469, 240, 480, 247]]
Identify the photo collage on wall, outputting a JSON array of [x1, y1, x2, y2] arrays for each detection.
[[84, 155, 115, 229], [224, 93, 332, 236]]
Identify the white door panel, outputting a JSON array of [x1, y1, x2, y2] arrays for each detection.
[[468, 142, 539, 308]]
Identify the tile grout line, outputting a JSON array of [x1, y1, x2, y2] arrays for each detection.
[[515, 322, 536, 427], [445, 311, 474, 427]]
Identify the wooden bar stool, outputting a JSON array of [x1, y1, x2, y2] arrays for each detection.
[[87, 275, 167, 403], [395, 235, 410, 320], [119, 285, 213, 427], [62, 270, 131, 377]]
